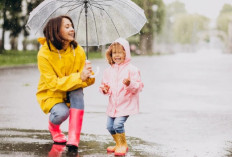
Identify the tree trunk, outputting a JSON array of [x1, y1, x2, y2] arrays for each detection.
[[10, 37, 18, 50], [23, 38, 27, 51], [140, 33, 154, 55], [0, 0, 6, 53]]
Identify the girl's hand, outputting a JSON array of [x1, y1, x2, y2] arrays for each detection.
[[123, 71, 131, 86], [123, 78, 130, 86], [81, 60, 92, 81], [100, 83, 110, 94]]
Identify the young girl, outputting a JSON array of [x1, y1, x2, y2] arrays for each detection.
[[36, 15, 95, 152], [100, 38, 144, 156]]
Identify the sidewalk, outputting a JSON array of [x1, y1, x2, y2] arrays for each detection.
[[1, 50, 232, 156]]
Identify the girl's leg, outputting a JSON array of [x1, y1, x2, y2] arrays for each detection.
[[106, 116, 117, 152], [113, 116, 129, 156], [66, 88, 84, 151], [113, 116, 129, 134], [49, 103, 69, 144], [106, 116, 116, 135]]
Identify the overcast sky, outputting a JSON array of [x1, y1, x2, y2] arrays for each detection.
[[163, 0, 232, 19]]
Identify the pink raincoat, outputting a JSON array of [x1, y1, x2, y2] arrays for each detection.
[[100, 38, 144, 117]]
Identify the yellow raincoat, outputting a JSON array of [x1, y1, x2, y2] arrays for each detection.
[[36, 38, 95, 114]]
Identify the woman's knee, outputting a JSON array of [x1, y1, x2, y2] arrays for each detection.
[[49, 103, 69, 124]]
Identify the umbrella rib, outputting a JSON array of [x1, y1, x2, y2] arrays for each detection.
[[61, 2, 83, 8], [63, 3, 83, 13], [34, 1, 70, 35], [88, 2, 100, 45], [75, 5, 85, 42], [27, 0, 57, 25], [113, 0, 146, 21], [91, 0, 121, 37]]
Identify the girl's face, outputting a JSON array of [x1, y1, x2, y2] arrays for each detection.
[[112, 44, 126, 65], [60, 18, 75, 43]]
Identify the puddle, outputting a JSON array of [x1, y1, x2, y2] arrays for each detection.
[[0, 128, 160, 157]]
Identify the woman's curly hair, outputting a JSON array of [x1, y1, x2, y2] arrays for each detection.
[[106, 42, 126, 65]]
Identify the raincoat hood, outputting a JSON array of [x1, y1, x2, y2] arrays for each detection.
[[112, 38, 131, 63], [38, 37, 46, 45]]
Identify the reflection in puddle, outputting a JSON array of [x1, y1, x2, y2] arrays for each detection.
[[0, 128, 159, 157]]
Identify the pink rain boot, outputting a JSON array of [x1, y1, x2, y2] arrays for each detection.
[[48, 144, 66, 157], [48, 120, 66, 144], [66, 108, 84, 151]]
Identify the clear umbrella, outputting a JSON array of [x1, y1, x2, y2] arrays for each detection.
[[26, 0, 147, 57]]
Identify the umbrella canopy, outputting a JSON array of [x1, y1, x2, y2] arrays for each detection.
[[26, 0, 147, 46]]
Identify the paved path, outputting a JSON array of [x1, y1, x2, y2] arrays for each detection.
[[0, 49, 232, 157]]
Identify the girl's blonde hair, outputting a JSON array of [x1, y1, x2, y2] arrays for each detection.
[[106, 42, 126, 65]]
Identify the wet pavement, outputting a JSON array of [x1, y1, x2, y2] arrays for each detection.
[[0, 49, 232, 157]]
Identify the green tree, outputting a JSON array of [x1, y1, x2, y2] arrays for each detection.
[[173, 14, 209, 44], [132, 0, 165, 54], [2, 0, 23, 50], [0, 0, 6, 53], [217, 4, 232, 34], [158, 1, 187, 44], [22, 0, 43, 50]]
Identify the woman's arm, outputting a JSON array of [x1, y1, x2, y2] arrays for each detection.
[[38, 56, 87, 92]]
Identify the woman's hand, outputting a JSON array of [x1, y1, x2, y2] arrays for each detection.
[[100, 83, 110, 94], [81, 60, 92, 81]]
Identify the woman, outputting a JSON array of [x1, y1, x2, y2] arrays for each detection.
[[36, 15, 95, 151]]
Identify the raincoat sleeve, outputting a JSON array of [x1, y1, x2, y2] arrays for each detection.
[[70, 54, 95, 90], [38, 56, 88, 92], [124, 69, 144, 94]]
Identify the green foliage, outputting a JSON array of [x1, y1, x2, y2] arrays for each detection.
[[0, 50, 103, 67], [132, 0, 165, 34], [157, 1, 187, 43], [23, 0, 43, 36], [3, 0, 23, 37], [220, 4, 232, 14], [173, 14, 209, 44], [217, 13, 232, 34], [217, 4, 232, 34], [0, 50, 38, 66], [167, 1, 187, 16]]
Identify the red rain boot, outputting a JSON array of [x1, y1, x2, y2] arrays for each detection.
[[66, 108, 84, 151], [48, 144, 66, 157], [48, 120, 66, 144]]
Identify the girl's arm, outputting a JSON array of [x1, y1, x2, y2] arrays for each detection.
[[124, 69, 144, 94]]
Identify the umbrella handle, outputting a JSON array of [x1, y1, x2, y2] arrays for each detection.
[[89, 66, 100, 78], [86, 60, 100, 78]]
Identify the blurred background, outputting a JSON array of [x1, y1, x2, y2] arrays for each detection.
[[0, 0, 232, 57], [1, 1, 232, 156]]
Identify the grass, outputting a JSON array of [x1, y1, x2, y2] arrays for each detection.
[[0, 50, 103, 67]]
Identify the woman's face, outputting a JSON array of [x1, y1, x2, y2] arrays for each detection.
[[60, 18, 75, 42]]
